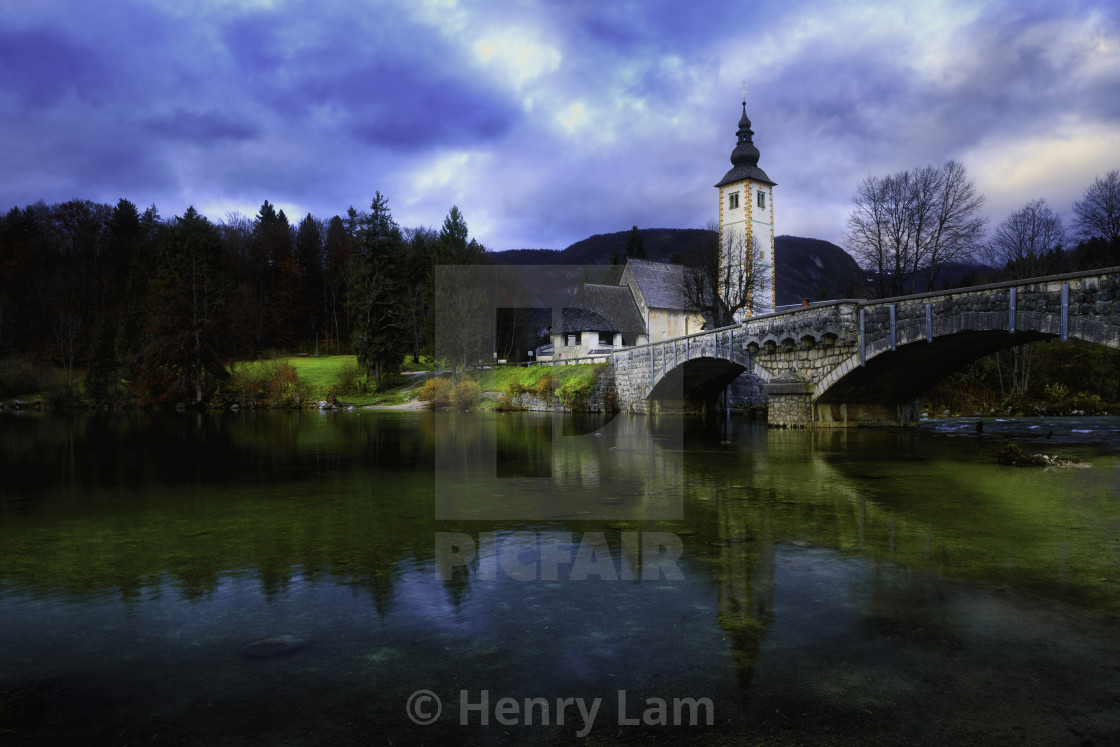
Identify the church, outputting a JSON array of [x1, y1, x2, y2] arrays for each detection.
[[547, 96, 776, 360]]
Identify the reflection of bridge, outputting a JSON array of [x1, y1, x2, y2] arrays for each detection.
[[609, 268, 1120, 426]]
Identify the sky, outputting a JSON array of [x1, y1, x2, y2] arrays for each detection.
[[2, 0, 1118, 253]]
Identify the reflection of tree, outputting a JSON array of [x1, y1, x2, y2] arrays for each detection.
[[0, 412, 436, 609]]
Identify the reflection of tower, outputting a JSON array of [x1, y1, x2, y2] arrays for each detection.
[[713, 487, 774, 687], [715, 94, 776, 317]]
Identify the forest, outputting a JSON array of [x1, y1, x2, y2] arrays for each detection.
[[0, 194, 484, 406]]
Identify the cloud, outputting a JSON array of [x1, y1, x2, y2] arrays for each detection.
[[146, 110, 259, 143], [0, 28, 107, 108], [0, 0, 1117, 254]]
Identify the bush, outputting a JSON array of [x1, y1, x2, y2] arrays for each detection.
[[418, 377, 452, 406], [1066, 392, 1106, 415], [532, 374, 554, 399], [264, 362, 309, 407], [1044, 382, 1070, 402], [332, 362, 369, 396], [452, 379, 481, 409], [225, 361, 310, 407]]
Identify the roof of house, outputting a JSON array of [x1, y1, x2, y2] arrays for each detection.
[[625, 258, 692, 310], [561, 283, 646, 336]]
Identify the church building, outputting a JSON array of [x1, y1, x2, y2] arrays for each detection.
[[714, 97, 776, 317], [544, 96, 777, 361]]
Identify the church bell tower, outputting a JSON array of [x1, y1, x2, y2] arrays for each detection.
[[715, 95, 776, 317]]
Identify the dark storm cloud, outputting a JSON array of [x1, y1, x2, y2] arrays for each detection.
[[213, 8, 519, 150], [0, 0, 1116, 250], [0, 28, 106, 107], [145, 110, 259, 143]]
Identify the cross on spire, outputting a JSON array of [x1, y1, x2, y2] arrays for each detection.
[[740, 81, 748, 103]]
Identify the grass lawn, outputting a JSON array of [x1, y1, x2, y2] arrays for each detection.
[[471, 363, 606, 403], [241, 354, 436, 406]]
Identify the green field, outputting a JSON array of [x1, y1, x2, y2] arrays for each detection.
[[231, 355, 437, 407]]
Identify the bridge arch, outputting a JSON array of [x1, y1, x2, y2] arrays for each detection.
[[649, 355, 747, 402], [816, 304, 1120, 405]]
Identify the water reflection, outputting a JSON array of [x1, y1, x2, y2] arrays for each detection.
[[435, 411, 689, 520], [2, 411, 1120, 743]]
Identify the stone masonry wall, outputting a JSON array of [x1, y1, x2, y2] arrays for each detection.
[[598, 268, 1120, 424]]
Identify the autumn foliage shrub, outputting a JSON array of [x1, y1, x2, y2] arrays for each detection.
[[418, 377, 452, 406], [452, 379, 481, 409], [226, 361, 310, 407]]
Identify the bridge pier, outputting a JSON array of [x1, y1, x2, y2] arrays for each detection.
[[767, 392, 919, 428], [764, 370, 921, 427]]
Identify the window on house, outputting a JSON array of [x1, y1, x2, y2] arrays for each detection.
[[728, 192, 739, 210], [757, 190, 766, 209], [599, 331, 613, 346]]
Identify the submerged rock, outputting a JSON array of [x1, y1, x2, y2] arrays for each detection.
[[240, 635, 308, 659], [995, 442, 1089, 468]]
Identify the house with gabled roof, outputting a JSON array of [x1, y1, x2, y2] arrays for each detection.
[[549, 258, 703, 359], [620, 258, 706, 342]]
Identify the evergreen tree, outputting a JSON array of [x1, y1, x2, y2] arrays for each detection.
[[437, 205, 484, 264], [625, 225, 646, 259], [295, 213, 324, 348], [323, 215, 352, 353], [138, 207, 230, 405], [350, 192, 409, 386]]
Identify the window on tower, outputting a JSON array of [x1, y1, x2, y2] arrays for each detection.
[[728, 192, 739, 210], [757, 191, 766, 209]]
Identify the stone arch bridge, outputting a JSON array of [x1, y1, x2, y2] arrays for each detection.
[[607, 267, 1120, 426]]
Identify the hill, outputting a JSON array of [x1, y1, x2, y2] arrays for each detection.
[[489, 228, 867, 305]]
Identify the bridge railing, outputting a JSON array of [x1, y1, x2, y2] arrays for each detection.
[[471, 355, 610, 369]]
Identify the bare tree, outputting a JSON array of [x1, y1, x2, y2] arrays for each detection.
[[54, 308, 82, 390], [681, 221, 769, 326], [847, 160, 986, 297], [984, 199, 1065, 280], [921, 160, 987, 287], [985, 199, 1066, 401], [1072, 169, 1120, 247], [434, 265, 495, 377], [847, 172, 913, 297]]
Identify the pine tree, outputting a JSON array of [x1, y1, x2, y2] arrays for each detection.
[[625, 225, 646, 259], [350, 192, 409, 386]]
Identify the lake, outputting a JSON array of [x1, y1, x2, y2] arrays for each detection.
[[1, 410, 1119, 744]]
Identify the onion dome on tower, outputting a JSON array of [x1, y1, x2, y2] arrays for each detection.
[[715, 102, 776, 189]]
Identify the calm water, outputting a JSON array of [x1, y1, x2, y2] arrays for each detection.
[[1, 410, 1119, 745]]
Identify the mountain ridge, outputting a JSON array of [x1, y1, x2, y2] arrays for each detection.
[[489, 228, 867, 306]]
